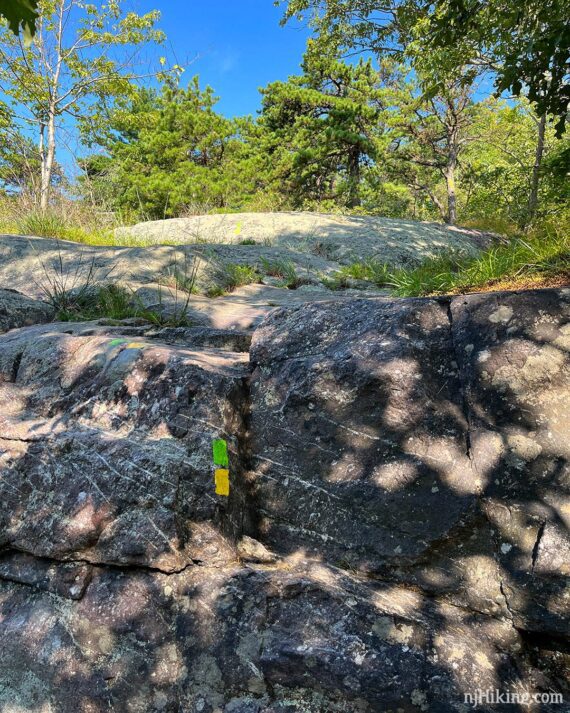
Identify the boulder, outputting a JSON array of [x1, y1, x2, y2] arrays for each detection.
[[0, 287, 568, 711], [0, 557, 552, 713], [0, 287, 54, 333], [0, 322, 251, 571], [249, 289, 570, 633], [450, 288, 570, 636]]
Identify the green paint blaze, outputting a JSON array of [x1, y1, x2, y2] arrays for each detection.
[[212, 438, 229, 467], [109, 338, 128, 346]]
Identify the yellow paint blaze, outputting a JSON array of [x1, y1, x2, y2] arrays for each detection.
[[215, 468, 230, 496]]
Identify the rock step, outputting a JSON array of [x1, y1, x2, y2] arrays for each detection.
[[0, 323, 251, 572], [67, 320, 253, 352]]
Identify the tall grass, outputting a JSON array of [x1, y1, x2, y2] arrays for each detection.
[[388, 215, 569, 297], [318, 215, 568, 296], [0, 196, 147, 246]]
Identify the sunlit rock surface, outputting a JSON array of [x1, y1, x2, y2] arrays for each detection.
[[0, 323, 251, 571]]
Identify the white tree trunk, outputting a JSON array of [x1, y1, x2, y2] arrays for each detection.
[[445, 160, 457, 225], [40, 111, 56, 211]]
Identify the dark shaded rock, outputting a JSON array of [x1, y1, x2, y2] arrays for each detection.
[[0, 325, 251, 571], [0, 550, 92, 599], [249, 289, 570, 637], [0, 288, 54, 333], [147, 326, 252, 352], [250, 297, 476, 574], [450, 288, 570, 636]]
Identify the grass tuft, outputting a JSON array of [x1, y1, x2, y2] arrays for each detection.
[[259, 257, 307, 289], [321, 259, 391, 290], [56, 283, 194, 327], [206, 261, 260, 296]]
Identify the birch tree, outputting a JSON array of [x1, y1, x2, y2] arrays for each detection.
[[0, 0, 164, 210]]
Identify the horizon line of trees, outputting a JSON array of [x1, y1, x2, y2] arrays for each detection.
[[0, 0, 568, 230]]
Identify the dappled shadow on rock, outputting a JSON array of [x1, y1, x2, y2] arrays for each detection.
[[248, 288, 570, 704], [0, 555, 539, 712], [0, 323, 252, 572], [0, 287, 567, 711]]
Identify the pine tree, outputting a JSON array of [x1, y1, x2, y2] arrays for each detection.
[[259, 40, 382, 209]]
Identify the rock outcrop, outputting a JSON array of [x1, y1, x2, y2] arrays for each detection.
[[115, 211, 492, 264], [0, 322, 251, 572], [0, 288, 568, 712], [0, 288, 54, 333], [0, 222, 490, 332]]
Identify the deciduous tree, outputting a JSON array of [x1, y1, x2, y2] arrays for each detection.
[[0, 0, 164, 210]]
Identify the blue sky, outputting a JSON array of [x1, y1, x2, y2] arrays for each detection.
[[39, 1, 312, 175], [135, 0, 312, 118]]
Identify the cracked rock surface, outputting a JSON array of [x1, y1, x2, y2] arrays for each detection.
[[0, 287, 568, 711], [0, 288, 54, 334], [0, 322, 251, 572]]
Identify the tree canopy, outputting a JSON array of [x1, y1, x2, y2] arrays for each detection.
[[0, 0, 566, 232], [282, 0, 570, 134]]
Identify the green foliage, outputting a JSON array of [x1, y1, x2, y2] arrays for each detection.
[[0, 122, 48, 195], [35, 249, 195, 325], [0, 0, 39, 38], [18, 209, 67, 237], [54, 283, 193, 326], [322, 259, 391, 289], [206, 261, 260, 296], [420, 0, 570, 135], [1, 199, 117, 244], [282, 0, 569, 134], [0, 0, 165, 209], [82, 78, 260, 218], [55, 284, 137, 322], [542, 136, 570, 206], [0, 0, 567, 258], [259, 40, 382, 209]]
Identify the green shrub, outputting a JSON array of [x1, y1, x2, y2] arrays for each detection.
[[56, 283, 194, 326]]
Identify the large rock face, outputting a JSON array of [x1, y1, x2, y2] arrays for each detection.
[[250, 297, 476, 573], [0, 287, 568, 711], [250, 289, 570, 637], [0, 322, 251, 571]]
